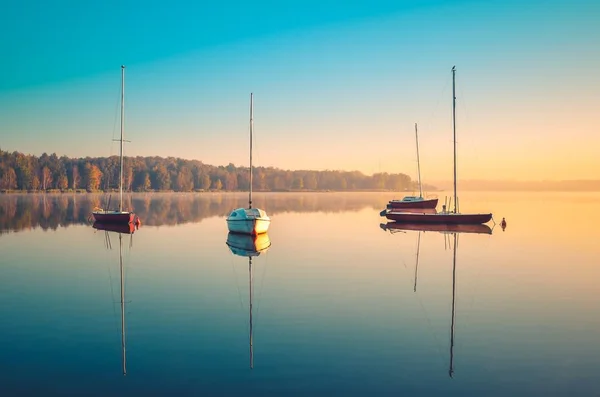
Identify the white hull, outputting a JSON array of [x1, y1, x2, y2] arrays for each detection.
[[226, 208, 270, 235]]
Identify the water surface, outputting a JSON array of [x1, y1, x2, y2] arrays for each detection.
[[1, 192, 598, 396]]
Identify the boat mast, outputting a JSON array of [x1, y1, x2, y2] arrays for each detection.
[[249, 93, 253, 209], [119, 65, 125, 212], [119, 233, 127, 376], [249, 256, 254, 369], [415, 123, 423, 198], [449, 232, 457, 378], [451, 66, 457, 214]]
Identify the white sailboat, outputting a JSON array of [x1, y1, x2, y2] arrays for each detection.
[[226, 93, 271, 235]]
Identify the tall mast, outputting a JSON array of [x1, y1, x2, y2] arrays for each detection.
[[451, 66, 457, 213], [249, 93, 253, 209], [415, 123, 423, 198], [249, 256, 254, 369], [119, 65, 125, 212], [449, 232, 457, 378], [119, 233, 127, 376]]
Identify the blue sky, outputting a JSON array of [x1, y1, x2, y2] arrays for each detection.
[[1, 0, 599, 181]]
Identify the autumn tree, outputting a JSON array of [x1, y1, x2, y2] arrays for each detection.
[[42, 166, 52, 190], [57, 175, 69, 190], [85, 164, 103, 191], [1, 167, 17, 190], [31, 175, 41, 190], [176, 166, 193, 192], [213, 178, 223, 190], [200, 173, 211, 190]]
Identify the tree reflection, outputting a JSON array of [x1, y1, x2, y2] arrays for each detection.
[[0, 192, 392, 234]]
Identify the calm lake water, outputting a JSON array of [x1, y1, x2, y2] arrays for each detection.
[[1, 192, 599, 396]]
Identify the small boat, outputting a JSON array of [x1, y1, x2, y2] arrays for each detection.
[[226, 93, 271, 235], [226, 232, 271, 369], [92, 65, 137, 225], [387, 123, 438, 210], [385, 67, 492, 225]]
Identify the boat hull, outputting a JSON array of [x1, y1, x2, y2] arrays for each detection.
[[226, 207, 270, 235], [92, 211, 135, 224], [385, 211, 492, 225], [387, 198, 438, 210]]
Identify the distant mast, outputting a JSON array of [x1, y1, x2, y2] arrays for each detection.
[[415, 123, 423, 198], [451, 66, 457, 214], [249, 93, 253, 209]]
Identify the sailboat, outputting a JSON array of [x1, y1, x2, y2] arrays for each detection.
[[226, 93, 271, 235], [92, 65, 137, 225], [226, 232, 271, 369], [387, 123, 438, 210], [94, 221, 134, 376], [385, 67, 492, 225]]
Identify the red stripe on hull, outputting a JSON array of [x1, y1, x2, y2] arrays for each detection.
[[385, 212, 492, 225], [388, 198, 438, 209], [92, 212, 134, 224]]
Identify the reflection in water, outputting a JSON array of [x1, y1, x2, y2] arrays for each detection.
[[382, 222, 492, 378], [380, 222, 493, 235], [0, 193, 392, 234], [93, 221, 137, 235], [94, 222, 135, 376], [226, 232, 271, 369]]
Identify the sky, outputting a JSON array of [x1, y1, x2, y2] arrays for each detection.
[[0, 0, 598, 182]]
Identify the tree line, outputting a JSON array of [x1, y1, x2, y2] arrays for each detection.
[[0, 149, 430, 192]]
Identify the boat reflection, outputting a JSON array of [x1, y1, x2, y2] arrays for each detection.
[[226, 232, 271, 369], [93, 221, 137, 235], [381, 221, 491, 377], [95, 222, 134, 376], [380, 222, 492, 235]]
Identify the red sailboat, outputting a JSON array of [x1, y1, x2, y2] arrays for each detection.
[[92, 65, 137, 225], [385, 66, 492, 225], [387, 123, 438, 210]]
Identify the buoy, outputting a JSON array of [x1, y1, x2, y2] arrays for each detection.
[[501, 217, 507, 230], [135, 217, 141, 227]]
